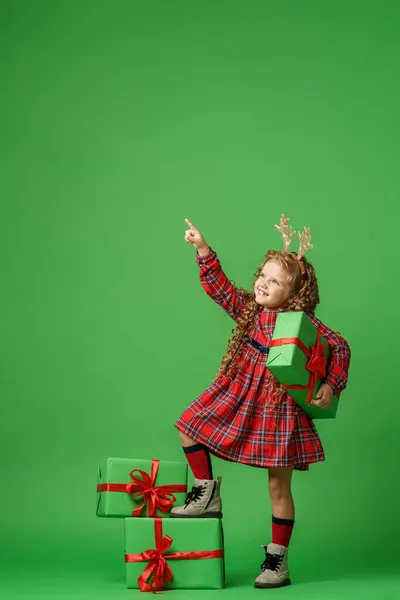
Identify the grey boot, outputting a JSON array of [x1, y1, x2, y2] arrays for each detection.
[[170, 477, 222, 518], [254, 543, 291, 589]]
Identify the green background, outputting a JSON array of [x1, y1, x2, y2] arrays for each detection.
[[1, 1, 399, 599]]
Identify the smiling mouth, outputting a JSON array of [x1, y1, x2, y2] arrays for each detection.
[[257, 289, 269, 297]]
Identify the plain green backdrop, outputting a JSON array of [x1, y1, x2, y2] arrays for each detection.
[[1, 1, 400, 598]]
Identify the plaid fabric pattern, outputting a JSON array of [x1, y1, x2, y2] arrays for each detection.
[[175, 248, 351, 471]]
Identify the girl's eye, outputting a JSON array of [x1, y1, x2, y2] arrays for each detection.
[[273, 280, 279, 285]]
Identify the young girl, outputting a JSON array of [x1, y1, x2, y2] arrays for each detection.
[[171, 215, 351, 589]]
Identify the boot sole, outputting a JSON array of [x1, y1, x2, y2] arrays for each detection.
[[170, 512, 223, 519], [254, 578, 291, 589]]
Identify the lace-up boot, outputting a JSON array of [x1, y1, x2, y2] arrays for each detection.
[[170, 476, 222, 518], [254, 543, 291, 588]]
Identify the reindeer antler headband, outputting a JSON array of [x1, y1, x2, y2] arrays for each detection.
[[274, 214, 313, 288]]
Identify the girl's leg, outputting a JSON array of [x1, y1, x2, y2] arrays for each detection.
[[254, 467, 294, 588], [268, 467, 295, 547], [268, 466, 294, 519], [171, 430, 221, 518], [178, 430, 213, 480], [178, 431, 197, 447]]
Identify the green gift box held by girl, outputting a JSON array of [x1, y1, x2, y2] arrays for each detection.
[[172, 214, 351, 590], [266, 311, 340, 419]]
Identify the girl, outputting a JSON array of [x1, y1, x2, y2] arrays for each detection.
[[171, 215, 351, 589]]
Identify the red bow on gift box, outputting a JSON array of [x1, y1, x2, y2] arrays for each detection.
[[125, 518, 224, 592], [270, 332, 327, 404], [97, 459, 187, 517]]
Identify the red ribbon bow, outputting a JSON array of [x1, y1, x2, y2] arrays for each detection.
[[136, 525, 174, 592], [306, 337, 327, 381], [97, 459, 187, 517], [127, 460, 187, 517], [125, 518, 224, 592], [270, 332, 327, 404]]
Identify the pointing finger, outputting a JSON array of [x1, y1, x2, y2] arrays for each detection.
[[185, 218, 197, 231]]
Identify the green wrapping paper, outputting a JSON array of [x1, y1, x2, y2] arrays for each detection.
[[125, 517, 225, 590], [266, 311, 339, 419], [96, 458, 188, 518]]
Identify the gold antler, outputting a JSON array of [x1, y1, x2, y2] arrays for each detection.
[[297, 226, 313, 259], [274, 214, 296, 252]]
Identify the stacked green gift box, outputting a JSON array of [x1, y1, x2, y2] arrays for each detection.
[[96, 457, 225, 591]]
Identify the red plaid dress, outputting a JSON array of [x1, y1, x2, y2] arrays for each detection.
[[175, 248, 351, 471]]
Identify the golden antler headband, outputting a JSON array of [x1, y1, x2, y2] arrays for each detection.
[[274, 214, 313, 288]]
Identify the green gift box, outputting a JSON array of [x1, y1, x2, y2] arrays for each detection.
[[96, 458, 188, 518], [125, 517, 225, 591], [266, 311, 339, 419]]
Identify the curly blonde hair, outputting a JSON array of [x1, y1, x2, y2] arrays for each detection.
[[215, 250, 320, 380]]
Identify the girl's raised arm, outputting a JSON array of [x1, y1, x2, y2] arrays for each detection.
[[184, 218, 247, 323]]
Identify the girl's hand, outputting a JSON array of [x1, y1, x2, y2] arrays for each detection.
[[311, 383, 333, 409], [184, 218, 210, 255]]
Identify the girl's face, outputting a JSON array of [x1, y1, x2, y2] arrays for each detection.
[[254, 260, 293, 310]]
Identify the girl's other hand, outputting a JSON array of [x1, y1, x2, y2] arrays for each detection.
[[311, 383, 333, 409], [184, 218, 210, 255]]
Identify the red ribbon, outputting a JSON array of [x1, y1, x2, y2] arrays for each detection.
[[125, 518, 224, 592], [270, 332, 327, 404], [97, 460, 187, 517]]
